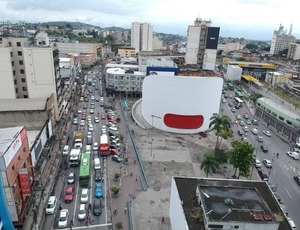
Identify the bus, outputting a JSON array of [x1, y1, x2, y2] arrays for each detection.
[[227, 82, 235, 90], [234, 97, 243, 107], [79, 152, 90, 187], [235, 90, 244, 99]]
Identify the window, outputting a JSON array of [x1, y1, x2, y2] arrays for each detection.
[[14, 79, 17, 85], [18, 156, 21, 160], [286, 120, 293, 125], [18, 51, 22, 56], [13, 70, 16, 76], [15, 88, 18, 93], [16, 42, 21, 47], [9, 42, 12, 47], [23, 95, 28, 98], [271, 112, 277, 117], [19, 60, 23, 65], [12, 165, 15, 170], [10, 52, 13, 57], [266, 108, 271, 113], [20, 69, 25, 74], [278, 116, 284, 121], [21, 78, 26, 83], [11, 61, 14, 66], [22, 87, 27, 91]]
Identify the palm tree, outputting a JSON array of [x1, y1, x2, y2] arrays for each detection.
[[209, 113, 231, 149], [201, 153, 219, 177]]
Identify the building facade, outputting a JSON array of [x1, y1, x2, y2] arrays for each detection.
[[185, 18, 220, 70], [131, 22, 153, 52], [118, 47, 136, 57], [270, 24, 295, 55], [53, 42, 101, 57], [142, 75, 223, 134], [0, 127, 33, 227], [287, 42, 300, 60]]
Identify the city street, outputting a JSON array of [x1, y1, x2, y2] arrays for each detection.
[[221, 87, 300, 228]]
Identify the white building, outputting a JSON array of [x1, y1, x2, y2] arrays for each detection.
[[152, 36, 163, 50], [226, 65, 243, 81], [142, 75, 223, 134], [35, 31, 50, 46], [270, 24, 295, 55], [131, 22, 153, 52], [185, 18, 220, 70], [287, 42, 300, 60]]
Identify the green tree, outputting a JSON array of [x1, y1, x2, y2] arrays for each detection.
[[209, 113, 231, 150], [201, 153, 219, 177], [245, 43, 258, 50], [229, 141, 255, 178], [237, 57, 246, 62]]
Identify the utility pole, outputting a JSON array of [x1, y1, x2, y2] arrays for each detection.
[[150, 115, 161, 158]]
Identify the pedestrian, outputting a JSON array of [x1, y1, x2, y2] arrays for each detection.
[[161, 215, 165, 224], [163, 165, 166, 171], [124, 206, 127, 214], [134, 158, 137, 165], [88, 203, 91, 210], [59, 204, 62, 211], [135, 175, 138, 181], [133, 191, 136, 199], [277, 153, 279, 158]]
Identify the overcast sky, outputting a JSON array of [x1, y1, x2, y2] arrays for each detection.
[[0, 0, 299, 40]]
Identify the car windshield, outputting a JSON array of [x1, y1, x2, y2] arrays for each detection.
[[47, 203, 54, 208], [79, 209, 85, 214], [59, 216, 66, 221], [66, 189, 73, 195]]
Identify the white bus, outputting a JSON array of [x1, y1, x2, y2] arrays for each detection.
[[234, 97, 243, 107]]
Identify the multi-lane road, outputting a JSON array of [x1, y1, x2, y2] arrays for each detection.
[[221, 89, 300, 228], [44, 66, 115, 229]]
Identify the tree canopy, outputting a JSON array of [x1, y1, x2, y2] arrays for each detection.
[[209, 113, 232, 149], [201, 153, 219, 177]]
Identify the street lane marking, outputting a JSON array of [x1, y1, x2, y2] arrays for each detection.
[[52, 222, 113, 230], [285, 188, 293, 199]]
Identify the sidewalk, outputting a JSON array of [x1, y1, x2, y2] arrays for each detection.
[[109, 99, 142, 230]]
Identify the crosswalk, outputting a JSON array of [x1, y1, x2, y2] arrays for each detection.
[[283, 163, 300, 175]]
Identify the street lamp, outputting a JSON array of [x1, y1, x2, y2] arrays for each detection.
[[150, 115, 161, 158]]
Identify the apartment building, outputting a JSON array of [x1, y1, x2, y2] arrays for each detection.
[[270, 24, 295, 55], [131, 22, 153, 52], [287, 42, 300, 60], [185, 18, 220, 70], [118, 46, 136, 57], [54, 41, 101, 57]]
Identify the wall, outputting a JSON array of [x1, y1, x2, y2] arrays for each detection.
[[0, 48, 17, 99], [142, 75, 223, 134], [227, 65, 242, 81], [185, 26, 201, 64], [169, 178, 189, 230], [203, 49, 217, 70]]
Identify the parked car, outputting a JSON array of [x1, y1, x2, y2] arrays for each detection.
[[245, 119, 252, 125], [93, 198, 102, 216], [252, 119, 259, 125], [251, 128, 259, 135], [257, 135, 263, 143], [62, 145, 70, 156], [243, 114, 249, 119], [64, 186, 75, 202], [287, 151, 300, 160], [110, 149, 121, 156], [94, 169, 102, 182], [260, 145, 268, 153], [263, 131, 272, 137], [228, 102, 233, 107], [287, 217, 296, 229], [263, 159, 272, 168], [72, 118, 78, 125], [279, 203, 288, 216], [243, 126, 249, 132], [294, 176, 300, 185], [101, 114, 106, 120], [95, 182, 103, 198], [77, 204, 87, 221], [199, 131, 207, 137], [255, 159, 262, 168], [239, 121, 245, 126], [67, 172, 75, 184], [257, 169, 268, 181], [45, 196, 58, 215], [231, 108, 236, 113], [58, 209, 69, 228], [238, 130, 245, 136], [112, 155, 123, 163]]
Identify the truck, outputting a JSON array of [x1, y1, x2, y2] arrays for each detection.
[[74, 132, 84, 148], [99, 134, 109, 157], [69, 148, 81, 167]]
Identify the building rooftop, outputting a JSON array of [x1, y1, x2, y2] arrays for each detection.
[[105, 63, 139, 70], [174, 177, 290, 230], [106, 67, 145, 76], [146, 58, 177, 68], [0, 98, 47, 111], [0, 126, 23, 156]]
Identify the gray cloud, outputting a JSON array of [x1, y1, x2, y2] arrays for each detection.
[[5, 0, 150, 15]]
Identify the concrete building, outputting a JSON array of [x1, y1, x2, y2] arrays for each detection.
[[287, 42, 300, 60], [185, 18, 220, 70], [152, 36, 163, 50], [170, 177, 291, 230], [146, 58, 178, 76], [53, 41, 101, 57], [226, 65, 243, 81], [118, 47, 136, 57], [131, 22, 153, 52], [270, 24, 295, 55], [142, 75, 223, 134], [105, 67, 145, 97], [0, 127, 34, 227], [35, 31, 50, 47], [0, 176, 15, 230]]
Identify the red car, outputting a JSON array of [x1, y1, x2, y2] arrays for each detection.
[[81, 114, 86, 120], [199, 131, 207, 137], [64, 186, 75, 202], [101, 114, 106, 120], [108, 119, 117, 124], [110, 149, 121, 156]]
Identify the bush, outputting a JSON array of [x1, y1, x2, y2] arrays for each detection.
[[116, 222, 123, 229], [215, 149, 229, 164], [111, 187, 120, 195], [114, 172, 120, 179]]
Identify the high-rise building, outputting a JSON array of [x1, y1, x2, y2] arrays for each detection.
[[0, 36, 63, 121], [131, 22, 153, 52], [287, 41, 300, 60], [270, 24, 295, 55], [185, 18, 220, 70]]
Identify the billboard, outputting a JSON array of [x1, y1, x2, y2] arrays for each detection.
[[146, 67, 179, 76], [205, 27, 220, 49], [142, 75, 223, 134], [19, 168, 31, 196]]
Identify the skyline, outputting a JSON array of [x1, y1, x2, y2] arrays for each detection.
[[0, 0, 299, 40]]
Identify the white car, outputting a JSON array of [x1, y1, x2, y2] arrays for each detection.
[[94, 117, 100, 123], [93, 142, 99, 150], [80, 188, 89, 203], [45, 196, 57, 215], [90, 109, 95, 114], [91, 96, 95, 100], [243, 126, 249, 132], [88, 124, 94, 132], [251, 128, 259, 135], [102, 128, 107, 134], [86, 145, 91, 153], [58, 209, 69, 228], [263, 159, 272, 168], [80, 120, 85, 126], [255, 159, 262, 168], [287, 217, 296, 229], [263, 131, 272, 137], [62, 145, 70, 156], [87, 132, 92, 139], [287, 151, 300, 160], [257, 135, 263, 143], [72, 118, 78, 125]]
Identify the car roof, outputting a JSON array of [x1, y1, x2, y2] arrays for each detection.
[[60, 209, 68, 216], [66, 186, 74, 191], [48, 196, 57, 203]]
